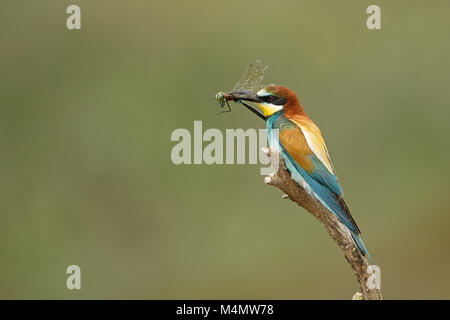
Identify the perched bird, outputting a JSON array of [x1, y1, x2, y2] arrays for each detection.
[[236, 85, 372, 262]]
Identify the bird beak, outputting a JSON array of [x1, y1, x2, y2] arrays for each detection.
[[231, 91, 262, 103], [233, 90, 282, 118], [230, 91, 266, 121]]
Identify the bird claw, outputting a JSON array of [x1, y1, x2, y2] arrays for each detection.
[[261, 147, 271, 157], [261, 146, 278, 157]]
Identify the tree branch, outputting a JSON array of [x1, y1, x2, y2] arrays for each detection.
[[264, 153, 382, 300]]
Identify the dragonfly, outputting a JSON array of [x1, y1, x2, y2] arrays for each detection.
[[215, 60, 269, 120]]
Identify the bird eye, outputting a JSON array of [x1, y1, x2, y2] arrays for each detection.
[[266, 96, 274, 102]]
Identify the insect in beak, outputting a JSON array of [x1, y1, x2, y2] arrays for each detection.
[[214, 60, 268, 120], [214, 91, 265, 120], [215, 92, 232, 115]]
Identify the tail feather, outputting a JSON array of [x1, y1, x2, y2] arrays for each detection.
[[350, 230, 373, 264]]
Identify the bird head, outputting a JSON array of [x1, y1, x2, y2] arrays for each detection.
[[236, 85, 303, 118]]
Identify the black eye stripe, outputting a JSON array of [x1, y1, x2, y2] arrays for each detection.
[[262, 96, 286, 105], [274, 97, 287, 105]]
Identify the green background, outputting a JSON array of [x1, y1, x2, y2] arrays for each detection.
[[1, 0, 449, 299]]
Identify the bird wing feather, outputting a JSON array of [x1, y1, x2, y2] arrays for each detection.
[[277, 116, 360, 234]]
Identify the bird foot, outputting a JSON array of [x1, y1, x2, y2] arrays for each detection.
[[261, 146, 278, 157]]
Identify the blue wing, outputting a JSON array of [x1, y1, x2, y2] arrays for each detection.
[[267, 114, 372, 261], [282, 148, 372, 262]]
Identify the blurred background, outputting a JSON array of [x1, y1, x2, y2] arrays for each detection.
[[1, 0, 449, 299]]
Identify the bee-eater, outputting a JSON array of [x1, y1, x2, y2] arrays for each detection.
[[236, 85, 372, 262]]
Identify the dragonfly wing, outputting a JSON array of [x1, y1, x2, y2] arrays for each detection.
[[233, 60, 269, 92]]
